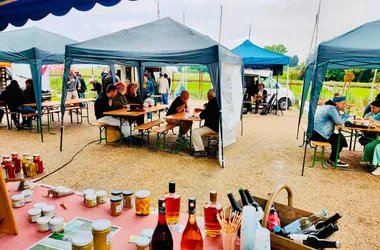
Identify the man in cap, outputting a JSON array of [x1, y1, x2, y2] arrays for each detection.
[[112, 82, 127, 109], [311, 95, 349, 167]]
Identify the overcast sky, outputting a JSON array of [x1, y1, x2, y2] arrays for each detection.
[[4, 0, 380, 63]]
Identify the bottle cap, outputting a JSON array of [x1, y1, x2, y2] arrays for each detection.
[[91, 219, 111, 231], [273, 225, 281, 233], [111, 189, 122, 196], [210, 191, 217, 202], [110, 196, 122, 202], [321, 209, 327, 216], [188, 197, 196, 214], [122, 190, 133, 196], [158, 197, 166, 215], [135, 190, 150, 199], [169, 181, 176, 193], [335, 241, 341, 248]]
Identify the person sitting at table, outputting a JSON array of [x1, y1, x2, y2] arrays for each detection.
[[361, 119, 380, 176], [21, 79, 38, 128], [359, 100, 380, 146], [112, 82, 127, 109], [254, 83, 267, 113], [126, 83, 144, 125], [144, 75, 156, 120], [0, 108, 5, 128], [311, 96, 350, 167], [89, 78, 102, 95], [192, 89, 219, 157], [0, 80, 24, 129], [95, 84, 130, 138], [166, 90, 192, 142]]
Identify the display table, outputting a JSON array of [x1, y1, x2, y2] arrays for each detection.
[[2, 183, 227, 249]]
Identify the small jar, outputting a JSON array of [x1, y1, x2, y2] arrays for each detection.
[[34, 202, 47, 209], [11, 152, 21, 173], [50, 217, 64, 233], [95, 190, 107, 204], [11, 194, 25, 208], [4, 158, 15, 179], [111, 189, 122, 198], [37, 216, 51, 233], [33, 153, 44, 174], [92, 219, 112, 250], [135, 190, 150, 216], [72, 232, 94, 250], [21, 189, 33, 203], [26, 156, 37, 177], [110, 196, 122, 216], [85, 194, 97, 208], [42, 205, 55, 218], [141, 229, 154, 240], [122, 190, 133, 209], [82, 189, 95, 203], [135, 236, 150, 250], [28, 208, 42, 223]]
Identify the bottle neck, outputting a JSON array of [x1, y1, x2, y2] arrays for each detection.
[[158, 213, 167, 225], [188, 213, 197, 225]]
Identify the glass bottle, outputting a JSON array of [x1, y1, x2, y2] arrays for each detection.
[[238, 188, 252, 207], [11, 152, 21, 173], [244, 189, 264, 220], [181, 198, 203, 250], [150, 198, 173, 250], [33, 154, 44, 174], [4, 158, 15, 179], [311, 223, 339, 239], [163, 181, 180, 225], [22, 153, 30, 176], [305, 212, 342, 232], [289, 234, 340, 249], [204, 191, 222, 237], [1, 155, 10, 178], [284, 210, 327, 235], [267, 204, 281, 232], [227, 193, 242, 212], [26, 157, 37, 177]]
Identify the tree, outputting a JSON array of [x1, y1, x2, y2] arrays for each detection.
[[289, 55, 299, 67], [264, 44, 288, 55], [325, 69, 345, 81]]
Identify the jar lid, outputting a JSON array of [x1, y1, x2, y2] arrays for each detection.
[[11, 194, 25, 201], [85, 194, 97, 200], [135, 236, 150, 247], [72, 232, 93, 246], [83, 189, 95, 196], [37, 216, 51, 224], [141, 229, 154, 238], [110, 195, 122, 202], [21, 189, 33, 196], [111, 189, 122, 195], [122, 190, 133, 196], [4, 158, 12, 162], [23, 153, 30, 156], [50, 216, 64, 225], [42, 204, 55, 212], [91, 219, 111, 231], [32, 153, 40, 157], [135, 190, 150, 199], [34, 202, 47, 209], [11, 152, 18, 155], [28, 208, 42, 216], [95, 190, 107, 197], [26, 156, 34, 160], [2, 154, 11, 158]]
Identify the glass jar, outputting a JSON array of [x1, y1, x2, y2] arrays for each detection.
[[135, 190, 150, 216], [11, 194, 25, 208], [42, 204, 55, 218], [122, 190, 133, 209], [21, 189, 33, 202], [95, 190, 107, 204], [33, 154, 44, 174], [21, 153, 30, 172], [26, 157, 37, 177], [34, 202, 47, 209], [11, 152, 21, 173], [28, 208, 42, 223], [141, 229, 154, 240], [72, 232, 94, 250], [110, 196, 122, 216], [92, 219, 111, 250], [85, 194, 97, 208], [50, 217, 64, 233], [135, 236, 150, 250], [3, 158, 15, 179], [37, 216, 51, 233], [82, 189, 95, 203], [111, 189, 122, 198]]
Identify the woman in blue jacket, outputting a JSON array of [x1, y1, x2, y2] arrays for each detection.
[[311, 96, 349, 167]]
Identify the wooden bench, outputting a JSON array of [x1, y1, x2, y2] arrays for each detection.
[[204, 132, 219, 154], [96, 122, 109, 144], [66, 105, 81, 124], [309, 140, 331, 169], [151, 123, 177, 151], [134, 119, 165, 147], [21, 113, 39, 132]]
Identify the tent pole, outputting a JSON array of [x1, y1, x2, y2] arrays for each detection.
[[286, 65, 289, 111], [218, 5, 223, 43], [301, 140, 308, 176], [369, 69, 377, 103]]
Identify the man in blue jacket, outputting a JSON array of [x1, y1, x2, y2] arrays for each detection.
[[311, 96, 349, 167]]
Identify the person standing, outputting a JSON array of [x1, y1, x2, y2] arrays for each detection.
[[89, 78, 102, 95], [164, 73, 171, 94], [66, 70, 79, 100], [192, 89, 219, 157], [157, 73, 169, 105], [75, 70, 87, 99]]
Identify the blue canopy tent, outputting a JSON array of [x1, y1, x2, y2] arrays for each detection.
[[232, 39, 289, 69], [61, 17, 244, 167], [299, 19, 380, 175], [0, 27, 77, 141], [0, 0, 137, 31]]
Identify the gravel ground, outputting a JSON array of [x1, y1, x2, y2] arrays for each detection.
[[1, 104, 380, 250]]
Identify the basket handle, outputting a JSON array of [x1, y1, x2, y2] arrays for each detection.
[[262, 184, 293, 228]]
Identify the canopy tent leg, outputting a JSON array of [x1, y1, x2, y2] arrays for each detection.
[[29, 61, 44, 142], [60, 59, 72, 151], [286, 65, 289, 111], [369, 69, 377, 103], [138, 63, 144, 102], [111, 64, 116, 84], [301, 140, 308, 176]]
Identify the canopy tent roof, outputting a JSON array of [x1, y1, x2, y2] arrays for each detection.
[[0, 26, 77, 64], [65, 17, 241, 66], [0, 0, 137, 31], [299, 19, 380, 175], [62, 17, 243, 168], [232, 39, 289, 68]]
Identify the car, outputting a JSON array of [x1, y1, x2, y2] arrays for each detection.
[[244, 69, 295, 110]]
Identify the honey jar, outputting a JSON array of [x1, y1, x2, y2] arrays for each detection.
[[122, 190, 133, 208], [95, 190, 107, 204], [82, 189, 95, 203], [135, 190, 150, 216], [72, 232, 94, 250], [50, 217, 64, 233], [11, 194, 25, 208], [42, 204, 55, 218], [141, 229, 154, 240], [110, 196, 122, 216], [37, 216, 51, 232], [92, 219, 111, 250], [85, 194, 97, 208], [135, 236, 150, 250], [21, 189, 33, 203], [28, 208, 42, 223], [111, 189, 122, 198]]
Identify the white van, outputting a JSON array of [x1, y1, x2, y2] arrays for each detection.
[[244, 69, 295, 110]]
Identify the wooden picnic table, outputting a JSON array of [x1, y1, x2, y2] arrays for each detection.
[[164, 112, 202, 153], [103, 105, 169, 146]]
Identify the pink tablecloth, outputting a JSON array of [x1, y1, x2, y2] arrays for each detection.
[[2, 183, 225, 250]]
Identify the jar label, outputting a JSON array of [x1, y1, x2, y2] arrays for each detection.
[[116, 205, 122, 213], [92, 200, 96, 206], [25, 196, 33, 202], [106, 233, 111, 245], [13, 200, 25, 207], [31, 214, 41, 222], [100, 197, 106, 203], [51, 225, 58, 232]]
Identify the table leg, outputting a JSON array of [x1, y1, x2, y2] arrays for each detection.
[[334, 129, 341, 169], [129, 119, 134, 147], [349, 130, 353, 151], [47, 108, 55, 135]]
